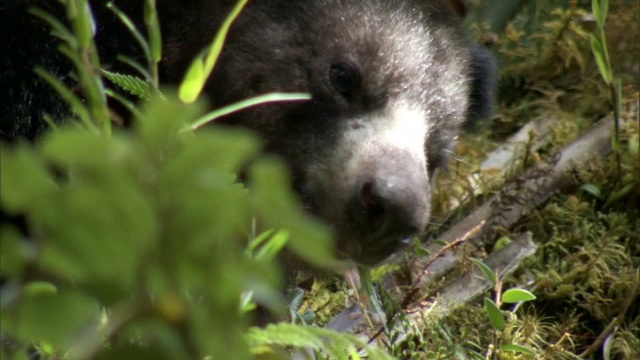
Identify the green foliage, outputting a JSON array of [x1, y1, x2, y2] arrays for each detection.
[[414, 2, 639, 358], [0, 0, 350, 359], [471, 258, 497, 286], [0, 92, 335, 359], [358, 267, 387, 329], [178, 0, 248, 103], [30, 0, 111, 135], [473, 259, 538, 356], [500, 344, 535, 356], [102, 70, 154, 100], [484, 298, 505, 331], [247, 323, 395, 359], [590, 0, 612, 84], [499, 6, 591, 80]]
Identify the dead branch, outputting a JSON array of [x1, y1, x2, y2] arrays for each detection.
[[414, 232, 537, 320]]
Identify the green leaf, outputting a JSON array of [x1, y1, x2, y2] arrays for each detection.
[[177, 56, 206, 104], [359, 268, 387, 327], [42, 129, 128, 168], [471, 258, 497, 286], [248, 158, 336, 269], [0, 147, 58, 214], [247, 323, 324, 350], [604, 183, 636, 207], [253, 230, 290, 261], [0, 226, 29, 278], [580, 183, 602, 198], [116, 54, 152, 80], [590, 34, 612, 84], [288, 287, 306, 313], [102, 70, 153, 99], [6, 291, 98, 348], [484, 298, 505, 330], [144, 0, 162, 63], [502, 288, 536, 303], [247, 229, 276, 254], [29, 7, 77, 47], [187, 92, 312, 131], [246, 324, 394, 360], [493, 236, 512, 252], [107, 2, 151, 67], [592, 0, 609, 27], [38, 184, 155, 290], [434, 239, 448, 247], [179, 0, 249, 103], [414, 246, 430, 257], [298, 311, 316, 325], [601, 0, 609, 24], [136, 93, 207, 151], [23, 281, 59, 296], [69, 0, 96, 50], [500, 343, 535, 355], [34, 66, 93, 127], [36, 132, 157, 295], [592, 0, 601, 26]]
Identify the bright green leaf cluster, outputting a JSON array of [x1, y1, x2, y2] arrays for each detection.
[[0, 92, 336, 359], [473, 258, 537, 356]]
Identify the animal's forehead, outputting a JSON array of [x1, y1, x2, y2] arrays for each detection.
[[305, 4, 435, 61], [299, 3, 464, 98]]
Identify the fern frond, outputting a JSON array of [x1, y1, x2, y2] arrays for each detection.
[[102, 70, 153, 100]]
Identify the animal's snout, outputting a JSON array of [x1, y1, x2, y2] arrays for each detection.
[[350, 173, 430, 250]]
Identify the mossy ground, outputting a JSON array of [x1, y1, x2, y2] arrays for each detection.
[[301, 2, 639, 358]]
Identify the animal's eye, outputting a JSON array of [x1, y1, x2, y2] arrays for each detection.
[[328, 62, 360, 100]]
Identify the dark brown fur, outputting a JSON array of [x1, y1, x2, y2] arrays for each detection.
[[1, 0, 495, 266]]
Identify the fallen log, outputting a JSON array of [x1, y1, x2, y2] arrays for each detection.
[[410, 114, 620, 285]]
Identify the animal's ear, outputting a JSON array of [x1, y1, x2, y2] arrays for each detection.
[[466, 45, 497, 125]]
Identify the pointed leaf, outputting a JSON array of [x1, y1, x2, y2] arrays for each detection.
[[592, 0, 602, 25], [188, 92, 311, 131], [590, 34, 612, 84], [178, 56, 206, 103], [580, 183, 602, 198], [501, 344, 535, 355], [254, 230, 289, 261], [178, 0, 249, 103], [592, 0, 609, 28], [484, 298, 505, 330], [102, 70, 153, 99], [471, 258, 497, 286]]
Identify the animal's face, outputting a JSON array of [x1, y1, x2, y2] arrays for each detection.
[[167, 0, 476, 265]]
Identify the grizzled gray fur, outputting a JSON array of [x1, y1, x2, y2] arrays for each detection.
[[1, 0, 495, 266]]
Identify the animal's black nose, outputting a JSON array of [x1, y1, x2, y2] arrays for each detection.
[[352, 178, 429, 246]]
